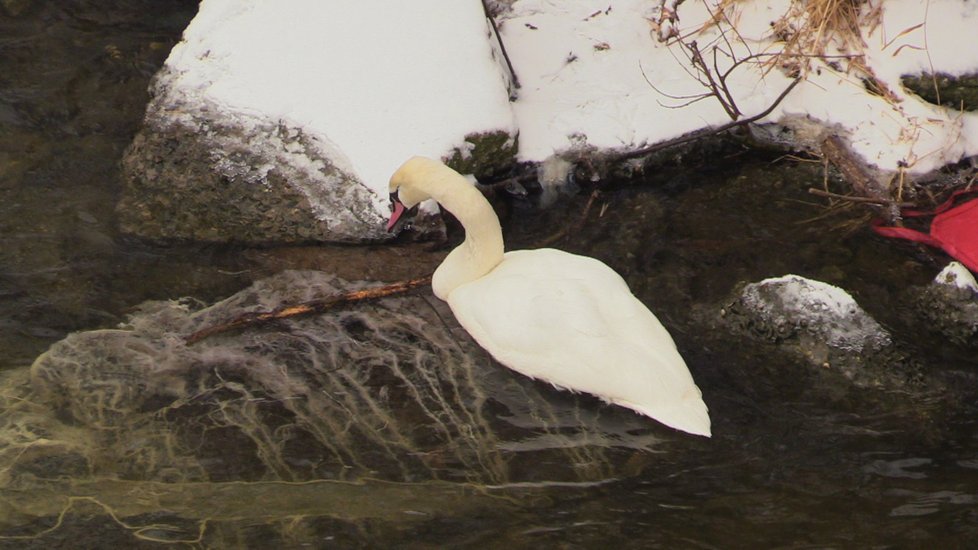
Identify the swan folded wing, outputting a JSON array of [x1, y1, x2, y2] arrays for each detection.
[[446, 249, 707, 434]]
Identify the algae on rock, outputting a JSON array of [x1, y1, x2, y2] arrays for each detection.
[[444, 130, 519, 179], [901, 72, 978, 112]]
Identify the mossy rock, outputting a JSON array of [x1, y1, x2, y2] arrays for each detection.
[[901, 72, 978, 111], [444, 130, 518, 178]]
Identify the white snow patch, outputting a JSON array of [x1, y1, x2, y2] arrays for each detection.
[[503, 0, 734, 162], [537, 155, 574, 186]]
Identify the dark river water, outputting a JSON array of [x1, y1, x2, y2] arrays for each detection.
[[2, 2, 978, 548]]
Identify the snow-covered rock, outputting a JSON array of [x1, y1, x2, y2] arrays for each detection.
[[717, 274, 953, 394], [934, 261, 978, 293], [724, 274, 967, 398], [720, 274, 922, 389], [120, 0, 978, 244], [730, 274, 891, 354], [120, 0, 516, 243], [911, 262, 978, 346]]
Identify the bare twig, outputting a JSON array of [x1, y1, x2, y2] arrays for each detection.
[[185, 276, 432, 344], [685, 41, 740, 120], [481, 0, 520, 92], [621, 75, 802, 161], [636, 13, 805, 162], [639, 61, 713, 108]]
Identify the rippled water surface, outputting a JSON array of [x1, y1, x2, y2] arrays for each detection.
[[2, 2, 978, 548]]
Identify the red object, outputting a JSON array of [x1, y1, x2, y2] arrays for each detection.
[[872, 189, 978, 273]]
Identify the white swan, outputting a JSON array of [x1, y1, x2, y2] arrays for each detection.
[[388, 156, 711, 437]]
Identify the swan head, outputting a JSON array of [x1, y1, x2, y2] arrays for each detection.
[[387, 156, 437, 232]]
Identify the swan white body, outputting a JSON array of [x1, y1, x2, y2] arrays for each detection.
[[389, 157, 711, 437]]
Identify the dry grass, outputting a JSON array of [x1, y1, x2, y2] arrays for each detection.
[[706, 0, 887, 88], [770, 0, 868, 57]]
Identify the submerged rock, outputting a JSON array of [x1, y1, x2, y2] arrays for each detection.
[[17, 271, 671, 489]]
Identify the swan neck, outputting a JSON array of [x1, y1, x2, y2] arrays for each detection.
[[429, 180, 504, 299]]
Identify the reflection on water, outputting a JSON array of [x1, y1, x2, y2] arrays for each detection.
[[2, 1, 978, 547], [19, 271, 660, 486]]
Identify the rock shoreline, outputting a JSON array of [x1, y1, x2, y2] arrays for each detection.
[[118, 0, 978, 245]]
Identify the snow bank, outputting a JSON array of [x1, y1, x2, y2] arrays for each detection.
[[124, 0, 978, 243], [503, 0, 754, 161], [502, 0, 978, 174]]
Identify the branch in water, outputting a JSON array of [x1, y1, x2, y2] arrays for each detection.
[[185, 276, 432, 344]]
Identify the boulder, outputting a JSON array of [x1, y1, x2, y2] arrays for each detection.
[[22, 271, 672, 486], [728, 274, 891, 355], [119, 0, 516, 244], [721, 274, 917, 389], [910, 262, 978, 347]]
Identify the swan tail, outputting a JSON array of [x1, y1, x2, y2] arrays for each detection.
[[617, 392, 712, 438]]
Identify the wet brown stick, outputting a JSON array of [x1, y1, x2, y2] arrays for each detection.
[[185, 276, 432, 344], [480, 0, 520, 91]]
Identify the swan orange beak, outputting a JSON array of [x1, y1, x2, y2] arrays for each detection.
[[386, 199, 406, 233]]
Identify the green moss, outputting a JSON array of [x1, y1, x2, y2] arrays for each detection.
[[443, 130, 518, 178], [901, 72, 978, 111]]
